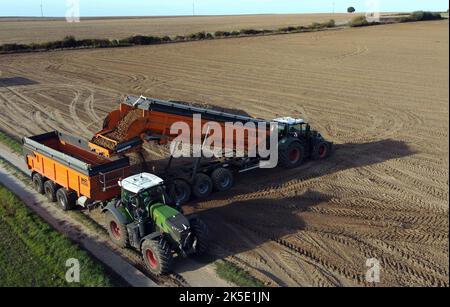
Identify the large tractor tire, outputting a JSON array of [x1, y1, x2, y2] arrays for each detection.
[[32, 173, 45, 194], [44, 180, 58, 202], [211, 168, 234, 192], [279, 141, 305, 169], [192, 173, 213, 199], [105, 211, 129, 248], [141, 238, 172, 275], [172, 179, 191, 204], [189, 217, 209, 256], [312, 141, 331, 160], [56, 188, 76, 211]]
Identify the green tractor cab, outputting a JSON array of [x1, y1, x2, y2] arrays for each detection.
[[274, 117, 333, 168], [102, 173, 208, 275]]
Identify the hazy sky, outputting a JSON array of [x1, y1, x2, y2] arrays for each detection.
[[0, 0, 447, 17]]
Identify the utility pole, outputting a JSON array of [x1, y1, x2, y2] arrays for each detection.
[[332, 1, 335, 14], [40, 0, 44, 18], [192, 0, 195, 16]]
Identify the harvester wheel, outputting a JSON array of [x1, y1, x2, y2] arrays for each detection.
[[189, 217, 209, 256], [172, 179, 191, 204], [56, 188, 76, 211], [211, 168, 234, 192], [105, 211, 129, 248], [32, 173, 45, 194], [44, 180, 58, 202], [192, 173, 213, 199], [141, 238, 172, 275], [279, 141, 305, 168], [312, 142, 330, 160]]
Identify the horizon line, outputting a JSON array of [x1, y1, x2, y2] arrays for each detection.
[[0, 10, 436, 19]]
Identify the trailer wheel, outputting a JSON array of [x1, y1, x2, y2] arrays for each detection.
[[141, 238, 172, 275], [172, 179, 191, 204], [312, 141, 330, 160], [32, 173, 45, 194], [192, 173, 213, 199], [56, 188, 76, 211], [189, 217, 209, 256], [105, 211, 129, 248], [211, 168, 234, 192], [44, 180, 58, 202], [279, 141, 305, 168]]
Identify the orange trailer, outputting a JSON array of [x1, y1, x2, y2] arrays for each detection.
[[23, 131, 130, 209], [89, 96, 271, 157]]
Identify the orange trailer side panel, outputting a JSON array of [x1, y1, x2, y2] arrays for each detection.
[[26, 151, 123, 202]]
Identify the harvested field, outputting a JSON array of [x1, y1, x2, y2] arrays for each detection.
[[0, 19, 448, 286], [0, 14, 358, 44]]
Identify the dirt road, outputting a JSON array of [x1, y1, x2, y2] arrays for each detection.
[[0, 19, 448, 286]]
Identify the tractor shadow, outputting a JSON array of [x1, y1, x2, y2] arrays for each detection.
[[172, 139, 416, 277], [0, 77, 38, 87]]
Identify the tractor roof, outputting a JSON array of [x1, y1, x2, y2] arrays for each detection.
[[273, 117, 305, 125], [120, 173, 164, 194]]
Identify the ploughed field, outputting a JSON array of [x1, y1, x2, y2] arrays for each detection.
[[0, 19, 448, 286], [0, 14, 358, 44]]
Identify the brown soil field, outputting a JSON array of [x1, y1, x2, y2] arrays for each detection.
[[0, 14, 359, 44], [0, 19, 448, 286]]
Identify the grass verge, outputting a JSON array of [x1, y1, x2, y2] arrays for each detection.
[[0, 184, 120, 286], [215, 260, 265, 287], [0, 130, 22, 154]]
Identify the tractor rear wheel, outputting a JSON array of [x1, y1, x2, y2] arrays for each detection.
[[211, 168, 234, 192], [312, 141, 330, 160], [44, 180, 58, 202], [172, 179, 191, 204], [192, 173, 213, 199], [279, 141, 305, 168], [56, 188, 76, 211], [105, 211, 129, 248], [189, 217, 209, 256], [32, 173, 45, 194], [141, 238, 172, 275]]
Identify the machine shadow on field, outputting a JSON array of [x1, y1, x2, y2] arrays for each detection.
[[174, 139, 416, 275], [0, 77, 38, 87]]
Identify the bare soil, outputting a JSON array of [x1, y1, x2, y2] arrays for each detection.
[[0, 14, 358, 44], [0, 19, 448, 286]]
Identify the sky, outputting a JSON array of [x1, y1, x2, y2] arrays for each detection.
[[0, 0, 447, 17]]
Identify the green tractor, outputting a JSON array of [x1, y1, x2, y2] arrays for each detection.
[[102, 173, 208, 275], [274, 117, 333, 168]]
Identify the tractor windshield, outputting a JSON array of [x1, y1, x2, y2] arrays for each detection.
[[138, 185, 166, 206]]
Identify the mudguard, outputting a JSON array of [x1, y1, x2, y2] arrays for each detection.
[[139, 232, 162, 247], [102, 202, 130, 225]]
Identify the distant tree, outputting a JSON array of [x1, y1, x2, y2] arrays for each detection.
[[347, 7, 356, 13]]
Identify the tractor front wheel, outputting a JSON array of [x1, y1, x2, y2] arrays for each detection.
[[105, 211, 129, 248], [141, 239, 172, 275], [189, 217, 209, 256]]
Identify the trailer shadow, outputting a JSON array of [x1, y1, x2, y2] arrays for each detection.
[[0, 77, 38, 87], [173, 139, 416, 277], [204, 138, 415, 202]]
